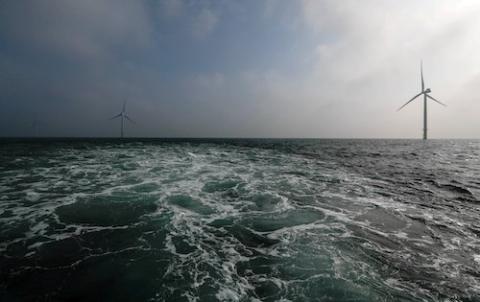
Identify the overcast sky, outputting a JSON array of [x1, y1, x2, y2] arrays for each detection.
[[1, 0, 479, 138]]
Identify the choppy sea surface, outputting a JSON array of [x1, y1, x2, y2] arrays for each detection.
[[1, 138, 480, 302]]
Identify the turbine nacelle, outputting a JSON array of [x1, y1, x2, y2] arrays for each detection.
[[424, 88, 431, 94]]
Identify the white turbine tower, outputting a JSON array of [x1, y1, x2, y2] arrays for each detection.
[[397, 62, 446, 140], [110, 100, 135, 138]]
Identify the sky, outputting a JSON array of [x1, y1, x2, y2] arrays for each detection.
[[1, 0, 480, 138]]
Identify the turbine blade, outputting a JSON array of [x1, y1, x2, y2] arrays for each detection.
[[109, 113, 122, 120], [397, 92, 423, 111], [125, 115, 136, 124], [420, 60, 424, 92], [122, 100, 127, 113], [427, 95, 446, 107]]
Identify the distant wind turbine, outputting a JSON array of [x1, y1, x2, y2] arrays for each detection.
[[110, 100, 135, 138], [30, 119, 42, 137], [29, 115, 46, 137], [397, 62, 446, 140]]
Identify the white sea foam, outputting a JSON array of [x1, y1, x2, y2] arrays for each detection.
[[1, 140, 480, 301]]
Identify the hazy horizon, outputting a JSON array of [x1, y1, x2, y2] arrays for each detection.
[[1, 0, 480, 138], [2, 136, 480, 141]]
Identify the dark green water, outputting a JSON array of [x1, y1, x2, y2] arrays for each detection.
[[1, 139, 479, 301]]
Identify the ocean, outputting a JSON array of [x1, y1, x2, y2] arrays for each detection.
[[1, 138, 479, 301]]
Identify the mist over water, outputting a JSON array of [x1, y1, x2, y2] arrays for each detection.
[[1, 139, 479, 301]]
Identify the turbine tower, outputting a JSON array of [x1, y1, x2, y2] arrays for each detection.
[[110, 100, 135, 138], [397, 62, 446, 140], [31, 118, 41, 137]]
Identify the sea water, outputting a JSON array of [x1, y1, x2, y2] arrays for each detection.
[[1, 139, 479, 301]]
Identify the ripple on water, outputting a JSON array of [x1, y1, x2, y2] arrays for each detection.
[[202, 179, 245, 193], [355, 207, 407, 231], [166, 195, 215, 215], [241, 208, 325, 232], [55, 194, 157, 226], [246, 193, 284, 212]]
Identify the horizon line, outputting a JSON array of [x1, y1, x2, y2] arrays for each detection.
[[1, 136, 479, 140]]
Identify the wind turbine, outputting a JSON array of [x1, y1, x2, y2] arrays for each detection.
[[31, 118, 41, 137], [110, 100, 135, 138], [397, 62, 446, 140], [28, 115, 46, 137]]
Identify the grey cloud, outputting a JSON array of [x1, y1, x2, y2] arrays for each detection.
[[0, 0, 152, 61], [191, 8, 219, 39], [161, 0, 185, 17]]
